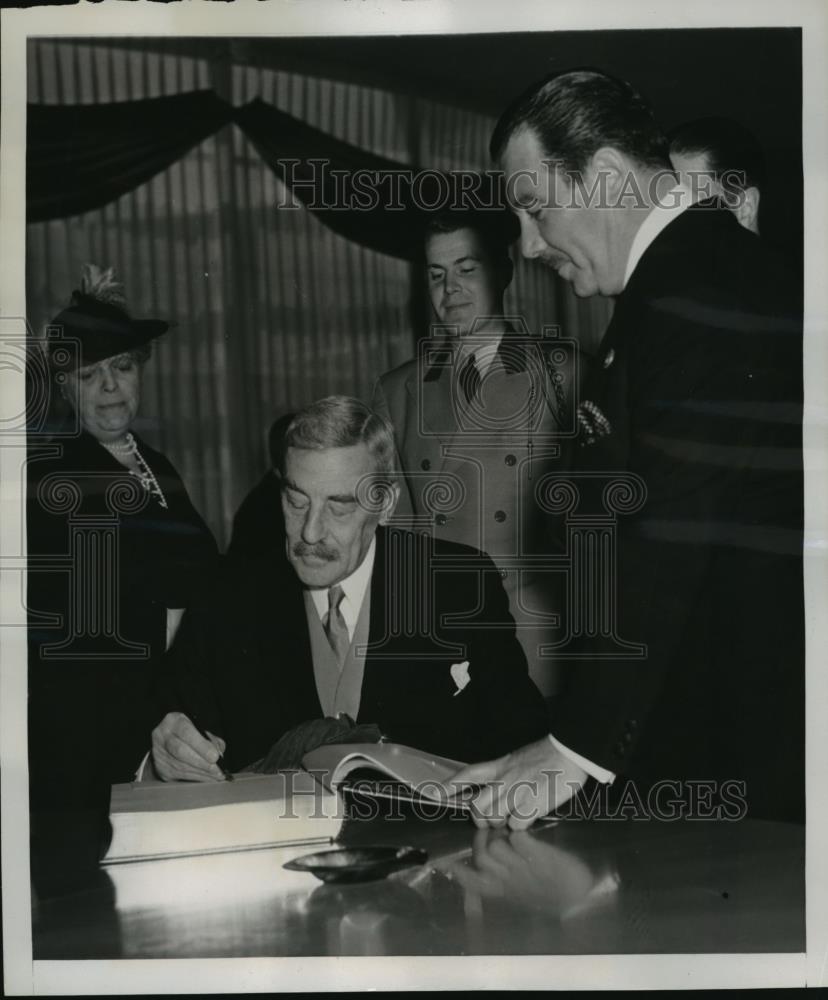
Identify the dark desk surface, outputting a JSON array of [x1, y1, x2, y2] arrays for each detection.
[[33, 813, 803, 959]]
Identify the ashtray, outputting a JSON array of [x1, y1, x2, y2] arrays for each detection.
[[283, 845, 428, 883]]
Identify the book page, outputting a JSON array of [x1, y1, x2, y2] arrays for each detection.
[[111, 770, 327, 815], [303, 742, 465, 798]]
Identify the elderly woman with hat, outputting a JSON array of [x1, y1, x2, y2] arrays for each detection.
[[27, 265, 218, 892]]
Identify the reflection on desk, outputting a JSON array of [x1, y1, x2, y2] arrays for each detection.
[[33, 814, 803, 958]]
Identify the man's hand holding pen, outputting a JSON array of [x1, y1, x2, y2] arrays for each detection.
[[151, 711, 233, 782]]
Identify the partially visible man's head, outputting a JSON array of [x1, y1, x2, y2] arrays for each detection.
[[491, 69, 672, 298], [280, 396, 399, 588], [267, 411, 295, 472], [422, 208, 516, 336], [491, 68, 671, 178], [669, 117, 764, 234]]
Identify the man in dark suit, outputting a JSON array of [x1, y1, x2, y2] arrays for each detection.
[[373, 208, 588, 697], [452, 70, 803, 825], [151, 396, 549, 778]]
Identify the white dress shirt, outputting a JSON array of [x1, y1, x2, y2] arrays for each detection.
[[623, 183, 694, 288], [456, 330, 506, 378], [308, 537, 376, 640]]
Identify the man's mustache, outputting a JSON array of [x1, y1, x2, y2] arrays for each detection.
[[292, 541, 338, 562]]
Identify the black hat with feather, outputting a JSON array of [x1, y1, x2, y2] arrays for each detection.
[[48, 264, 169, 371]]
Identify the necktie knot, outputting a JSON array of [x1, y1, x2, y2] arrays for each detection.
[[327, 584, 345, 618]]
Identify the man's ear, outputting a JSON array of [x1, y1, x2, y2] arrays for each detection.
[[583, 147, 630, 205], [378, 482, 401, 525], [733, 186, 760, 235]]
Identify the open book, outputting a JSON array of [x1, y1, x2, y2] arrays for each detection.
[[102, 769, 343, 864], [102, 742, 468, 865], [302, 742, 471, 809]]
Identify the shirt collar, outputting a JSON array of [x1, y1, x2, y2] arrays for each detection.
[[622, 184, 694, 289], [460, 332, 504, 377], [308, 535, 376, 630], [423, 326, 528, 382]]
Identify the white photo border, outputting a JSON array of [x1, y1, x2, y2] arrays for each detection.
[[2, 0, 826, 993]]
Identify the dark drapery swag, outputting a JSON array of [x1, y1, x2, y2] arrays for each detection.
[[27, 91, 233, 223], [27, 90, 504, 260]]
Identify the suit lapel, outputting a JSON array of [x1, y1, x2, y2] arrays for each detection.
[[574, 298, 632, 473], [499, 333, 566, 430], [358, 526, 390, 721]]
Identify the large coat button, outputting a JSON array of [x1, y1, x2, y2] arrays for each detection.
[[494, 510, 507, 522], [435, 514, 447, 526], [421, 458, 431, 471]]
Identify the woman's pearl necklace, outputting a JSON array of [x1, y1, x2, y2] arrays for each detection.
[[101, 433, 169, 509]]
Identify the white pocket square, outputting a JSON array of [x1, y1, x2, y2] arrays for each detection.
[[450, 661, 471, 696]]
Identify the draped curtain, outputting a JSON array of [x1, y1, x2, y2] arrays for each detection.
[[26, 39, 611, 547], [29, 90, 506, 258]]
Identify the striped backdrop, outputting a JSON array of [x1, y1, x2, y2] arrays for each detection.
[[26, 39, 611, 547]]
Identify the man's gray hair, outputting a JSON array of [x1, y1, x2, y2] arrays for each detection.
[[281, 396, 397, 477]]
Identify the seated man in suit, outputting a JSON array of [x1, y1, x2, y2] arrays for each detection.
[[373, 207, 589, 697], [151, 396, 550, 780]]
